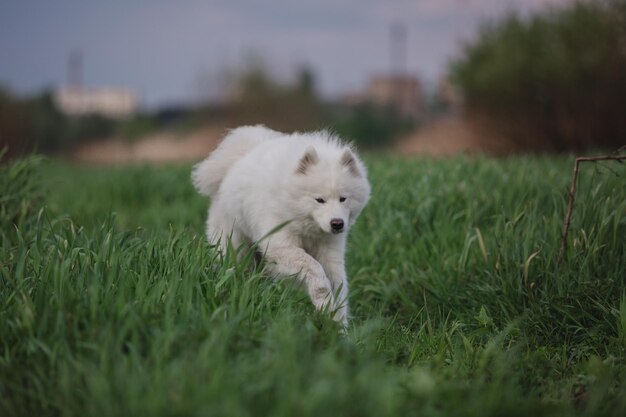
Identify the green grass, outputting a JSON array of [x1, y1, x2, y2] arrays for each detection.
[[1, 154, 625, 416]]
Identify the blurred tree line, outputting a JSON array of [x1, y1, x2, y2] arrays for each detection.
[[193, 63, 325, 133], [1, 65, 412, 160], [193, 61, 414, 149], [0, 87, 117, 159], [452, 0, 626, 152]]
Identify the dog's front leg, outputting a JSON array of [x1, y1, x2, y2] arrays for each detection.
[[264, 245, 335, 312], [313, 239, 350, 327]]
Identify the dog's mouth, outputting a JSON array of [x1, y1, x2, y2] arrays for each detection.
[[318, 226, 343, 235]]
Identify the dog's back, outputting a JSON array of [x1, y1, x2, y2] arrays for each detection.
[[192, 125, 281, 197]]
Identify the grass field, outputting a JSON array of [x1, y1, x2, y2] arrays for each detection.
[[1, 154, 625, 416]]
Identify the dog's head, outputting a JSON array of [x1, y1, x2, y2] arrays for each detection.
[[290, 145, 370, 235]]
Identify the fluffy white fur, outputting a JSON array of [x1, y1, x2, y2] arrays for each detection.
[[192, 125, 371, 326]]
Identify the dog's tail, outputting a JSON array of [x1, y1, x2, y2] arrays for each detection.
[[192, 125, 280, 197]]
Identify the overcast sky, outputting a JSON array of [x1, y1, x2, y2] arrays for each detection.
[[0, 0, 571, 108]]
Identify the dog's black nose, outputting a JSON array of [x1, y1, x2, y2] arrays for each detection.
[[330, 218, 344, 232]]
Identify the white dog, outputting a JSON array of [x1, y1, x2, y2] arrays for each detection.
[[192, 126, 371, 326]]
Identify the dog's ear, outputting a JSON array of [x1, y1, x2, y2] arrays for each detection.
[[340, 148, 362, 177], [296, 146, 319, 174]]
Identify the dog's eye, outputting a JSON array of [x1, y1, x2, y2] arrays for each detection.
[[339, 197, 346, 202], [315, 198, 326, 204]]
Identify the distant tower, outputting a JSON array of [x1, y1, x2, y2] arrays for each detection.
[[389, 22, 407, 114], [390, 22, 407, 77], [67, 49, 83, 89]]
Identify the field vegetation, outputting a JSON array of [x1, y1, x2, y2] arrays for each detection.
[[1, 154, 625, 416]]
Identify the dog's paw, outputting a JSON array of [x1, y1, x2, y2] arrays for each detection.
[[333, 305, 349, 329], [311, 285, 335, 312]]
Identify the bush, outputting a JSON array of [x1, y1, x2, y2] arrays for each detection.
[[217, 64, 326, 133], [330, 104, 414, 149], [452, 0, 626, 151]]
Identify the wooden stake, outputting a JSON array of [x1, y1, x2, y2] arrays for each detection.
[[557, 148, 626, 266]]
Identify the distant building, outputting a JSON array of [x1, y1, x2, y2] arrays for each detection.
[[340, 74, 425, 120], [54, 87, 138, 119]]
